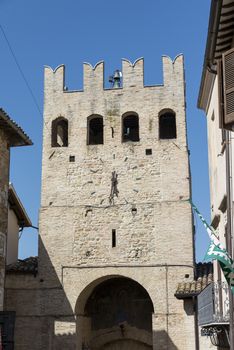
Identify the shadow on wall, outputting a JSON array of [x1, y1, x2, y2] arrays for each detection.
[[39, 238, 180, 350], [53, 333, 77, 349], [184, 299, 195, 316], [38, 236, 77, 349], [53, 331, 179, 350], [153, 330, 179, 350], [5, 237, 179, 350], [5, 237, 76, 350]]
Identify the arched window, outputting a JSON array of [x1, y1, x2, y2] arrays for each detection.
[[87, 115, 104, 145], [51, 117, 68, 147], [122, 112, 139, 142], [159, 110, 176, 139]]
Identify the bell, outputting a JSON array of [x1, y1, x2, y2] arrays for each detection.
[[113, 70, 122, 88]]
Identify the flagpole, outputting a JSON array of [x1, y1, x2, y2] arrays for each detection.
[[225, 129, 234, 350]]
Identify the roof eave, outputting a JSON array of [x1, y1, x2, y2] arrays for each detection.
[[174, 293, 197, 300], [8, 184, 32, 227], [0, 108, 33, 147], [198, 0, 223, 110]]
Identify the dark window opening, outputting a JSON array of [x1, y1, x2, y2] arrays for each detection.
[[0, 312, 15, 349], [85, 278, 154, 332], [69, 155, 75, 162], [122, 114, 139, 142], [88, 116, 104, 145], [112, 229, 116, 247], [159, 112, 176, 139], [131, 207, 137, 215], [51, 118, 68, 147], [145, 149, 152, 155]]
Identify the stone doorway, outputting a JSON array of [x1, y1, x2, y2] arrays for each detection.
[[77, 277, 154, 350]]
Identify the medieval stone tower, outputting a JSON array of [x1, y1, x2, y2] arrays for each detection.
[[38, 55, 195, 349]]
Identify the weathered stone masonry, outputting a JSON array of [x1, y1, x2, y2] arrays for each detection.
[[0, 129, 10, 310], [5, 56, 196, 349], [0, 109, 32, 349]]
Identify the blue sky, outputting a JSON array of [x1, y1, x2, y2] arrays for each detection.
[[0, 0, 211, 261]]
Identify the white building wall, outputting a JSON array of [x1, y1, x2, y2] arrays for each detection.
[[7, 209, 19, 265], [202, 75, 231, 348], [206, 76, 226, 243]]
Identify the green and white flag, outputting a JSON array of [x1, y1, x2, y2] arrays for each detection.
[[190, 200, 234, 294], [190, 200, 221, 247], [204, 242, 234, 293]]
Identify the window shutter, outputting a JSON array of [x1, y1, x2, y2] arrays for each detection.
[[217, 59, 224, 129], [222, 48, 234, 127]]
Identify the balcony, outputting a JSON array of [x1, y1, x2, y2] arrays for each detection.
[[198, 282, 229, 326], [198, 282, 230, 348]]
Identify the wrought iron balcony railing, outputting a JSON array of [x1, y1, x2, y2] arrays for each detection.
[[198, 281, 229, 326]]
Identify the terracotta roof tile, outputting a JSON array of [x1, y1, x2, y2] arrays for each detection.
[[175, 262, 213, 299], [6, 257, 38, 276], [0, 108, 32, 146]]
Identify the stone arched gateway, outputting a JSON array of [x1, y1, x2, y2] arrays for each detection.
[[75, 276, 154, 350]]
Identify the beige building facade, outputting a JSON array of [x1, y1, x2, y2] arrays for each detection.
[[7, 183, 32, 265], [5, 56, 196, 349], [197, 0, 234, 348], [0, 108, 32, 348]]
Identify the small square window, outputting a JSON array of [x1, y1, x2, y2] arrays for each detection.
[[145, 149, 152, 155], [69, 155, 75, 162]]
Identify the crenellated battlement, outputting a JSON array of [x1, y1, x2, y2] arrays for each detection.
[[44, 55, 184, 93], [122, 58, 144, 88]]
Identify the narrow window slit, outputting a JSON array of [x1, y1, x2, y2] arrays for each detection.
[[112, 229, 116, 247]]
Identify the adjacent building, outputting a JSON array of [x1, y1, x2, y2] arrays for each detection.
[[197, 0, 234, 348], [0, 108, 32, 348], [7, 183, 32, 265]]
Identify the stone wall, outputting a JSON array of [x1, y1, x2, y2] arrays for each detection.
[[40, 54, 192, 269], [0, 130, 10, 310], [5, 55, 196, 349]]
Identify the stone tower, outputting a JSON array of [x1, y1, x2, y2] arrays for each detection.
[[38, 56, 195, 349]]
